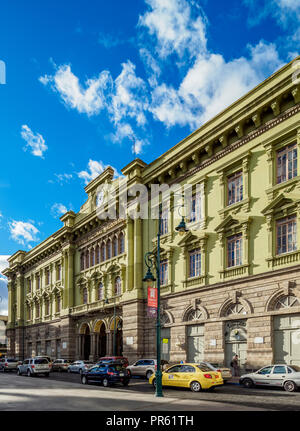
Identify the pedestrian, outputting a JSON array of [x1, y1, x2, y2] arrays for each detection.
[[231, 355, 239, 377]]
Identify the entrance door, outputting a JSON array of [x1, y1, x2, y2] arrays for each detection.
[[274, 314, 300, 366], [187, 325, 204, 363], [161, 327, 170, 362], [225, 320, 247, 372]]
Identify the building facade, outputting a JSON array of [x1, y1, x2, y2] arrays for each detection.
[[3, 57, 300, 370], [0, 316, 8, 356]]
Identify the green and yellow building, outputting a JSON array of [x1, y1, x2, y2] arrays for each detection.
[[3, 57, 300, 370]]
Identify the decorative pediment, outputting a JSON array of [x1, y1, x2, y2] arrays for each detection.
[[262, 192, 300, 216], [177, 230, 207, 247], [106, 262, 124, 274], [215, 214, 251, 233], [90, 271, 103, 280], [76, 276, 88, 286], [151, 243, 174, 255]]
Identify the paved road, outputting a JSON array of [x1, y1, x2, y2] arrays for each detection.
[[0, 371, 299, 411]]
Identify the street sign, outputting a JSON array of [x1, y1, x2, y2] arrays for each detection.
[[147, 286, 158, 308]]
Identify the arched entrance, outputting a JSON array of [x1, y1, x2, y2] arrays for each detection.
[[110, 317, 123, 356], [79, 323, 91, 360], [225, 320, 247, 371], [94, 320, 107, 358]]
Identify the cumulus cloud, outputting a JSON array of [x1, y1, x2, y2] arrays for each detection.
[[138, 0, 207, 59], [78, 159, 121, 185], [51, 203, 68, 217], [40, 64, 112, 116], [21, 125, 48, 158], [48, 173, 73, 185], [9, 220, 39, 247]]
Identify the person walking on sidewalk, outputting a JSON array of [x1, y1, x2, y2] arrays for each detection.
[[231, 355, 239, 377]]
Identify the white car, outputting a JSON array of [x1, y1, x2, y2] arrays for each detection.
[[127, 359, 157, 380], [240, 364, 300, 392], [17, 358, 51, 377], [67, 360, 95, 374]]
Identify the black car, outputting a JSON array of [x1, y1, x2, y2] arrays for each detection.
[[81, 363, 130, 387]]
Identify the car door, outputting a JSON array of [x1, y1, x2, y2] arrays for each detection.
[[135, 360, 146, 376], [269, 365, 287, 387], [177, 365, 197, 387], [253, 366, 273, 385], [21, 359, 29, 373], [163, 365, 183, 387]]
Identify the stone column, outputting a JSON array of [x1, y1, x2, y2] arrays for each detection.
[[106, 330, 112, 355], [134, 218, 143, 291], [90, 333, 96, 360], [126, 218, 134, 291]]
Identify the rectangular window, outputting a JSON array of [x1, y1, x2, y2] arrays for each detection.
[[36, 303, 40, 318], [189, 249, 201, 277], [277, 143, 297, 184], [189, 194, 201, 223], [45, 300, 50, 316], [160, 210, 168, 235], [227, 234, 242, 267], [57, 264, 61, 281], [160, 260, 168, 286], [276, 216, 297, 255], [227, 171, 243, 206]]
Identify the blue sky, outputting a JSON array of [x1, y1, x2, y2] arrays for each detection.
[[0, 0, 300, 312]]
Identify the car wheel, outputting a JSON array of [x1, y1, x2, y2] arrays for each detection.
[[152, 378, 156, 388], [122, 380, 129, 386], [146, 371, 153, 380], [190, 381, 202, 392], [27, 369, 32, 377], [242, 378, 254, 389], [81, 376, 88, 385], [284, 380, 297, 392], [102, 378, 109, 387]]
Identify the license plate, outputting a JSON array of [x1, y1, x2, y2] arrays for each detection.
[[119, 373, 124, 376]]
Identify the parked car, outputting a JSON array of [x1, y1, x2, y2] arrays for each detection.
[[97, 356, 129, 367], [240, 364, 300, 392], [35, 356, 53, 370], [0, 357, 19, 372], [17, 357, 51, 377], [202, 362, 232, 383], [51, 359, 72, 372], [127, 359, 156, 379], [149, 363, 223, 392], [81, 362, 130, 387], [67, 360, 95, 374]]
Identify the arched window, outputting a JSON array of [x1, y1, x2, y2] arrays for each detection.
[[36, 302, 40, 318], [85, 250, 90, 269], [83, 288, 88, 304], [119, 233, 124, 254], [113, 237, 118, 257], [98, 282, 103, 301], [27, 305, 31, 320], [161, 312, 170, 327], [96, 245, 100, 264], [187, 309, 204, 321], [115, 277, 121, 296], [80, 253, 85, 271], [90, 249, 95, 267], [275, 295, 300, 310], [226, 303, 247, 316], [107, 239, 112, 260], [45, 299, 50, 316], [101, 242, 106, 262]]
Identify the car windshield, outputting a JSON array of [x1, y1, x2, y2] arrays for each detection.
[[35, 359, 48, 364]]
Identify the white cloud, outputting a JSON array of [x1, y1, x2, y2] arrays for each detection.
[[9, 221, 39, 247], [49, 173, 73, 185], [78, 159, 121, 185], [51, 203, 68, 217], [139, 0, 207, 59], [21, 125, 48, 158], [40, 64, 112, 116]]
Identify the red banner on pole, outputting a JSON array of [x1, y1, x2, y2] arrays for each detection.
[[147, 286, 158, 308]]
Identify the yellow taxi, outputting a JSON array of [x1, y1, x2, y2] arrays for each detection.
[[149, 363, 223, 392]]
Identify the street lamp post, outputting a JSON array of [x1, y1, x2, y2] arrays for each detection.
[[143, 204, 188, 398]]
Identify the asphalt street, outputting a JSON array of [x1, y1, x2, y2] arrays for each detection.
[[0, 371, 299, 411]]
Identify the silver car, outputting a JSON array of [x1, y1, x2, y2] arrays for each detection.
[[240, 364, 300, 392], [67, 360, 95, 374], [127, 359, 156, 380], [17, 358, 51, 377], [0, 357, 19, 372]]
